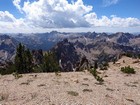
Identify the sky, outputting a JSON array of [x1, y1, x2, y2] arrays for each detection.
[[0, 0, 140, 33]]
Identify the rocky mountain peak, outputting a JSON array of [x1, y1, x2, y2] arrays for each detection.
[[0, 35, 18, 66], [52, 39, 80, 71]]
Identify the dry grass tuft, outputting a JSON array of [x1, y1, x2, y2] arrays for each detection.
[[67, 91, 79, 96], [83, 89, 92, 92]]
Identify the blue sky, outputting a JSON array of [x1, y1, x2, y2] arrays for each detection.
[[0, 0, 140, 33], [95, 0, 140, 18], [1, 0, 140, 19]]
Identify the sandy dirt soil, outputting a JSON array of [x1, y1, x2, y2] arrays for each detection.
[[0, 56, 140, 105]]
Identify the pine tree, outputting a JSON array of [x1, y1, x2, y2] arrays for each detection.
[[25, 48, 33, 72], [42, 52, 60, 72], [15, 43, 24, 73], [15, 43, 33, 73]]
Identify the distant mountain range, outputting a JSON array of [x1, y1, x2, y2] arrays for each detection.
[[11, 31, 83, 50], [52, 32, 140, 70], [1, 31, 140, 69]]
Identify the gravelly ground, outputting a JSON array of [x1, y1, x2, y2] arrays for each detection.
[[0, 56, 140, 105]]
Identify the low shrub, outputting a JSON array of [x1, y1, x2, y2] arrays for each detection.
[[12, 72, 23, 79], [121, 66, 136, 74], [67, 91, 79, 96], [90, 68, 97, 77], [90, 68, 104, 83], [83, 89, 92, 92], [55, 71, 61, 76], [96, 76, 104, 83], [0, 64, 15, 75]]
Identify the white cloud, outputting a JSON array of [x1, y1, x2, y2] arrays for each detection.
[[0, 0, 139, 33], [13, 0, 22, 12], [85, 13, 140, 27], [0, 11, 16, 22], [102, 0, 119, 7], [13, 0, 92, 28], [111, 16, 140, 27], [0, 11, 32, 33]]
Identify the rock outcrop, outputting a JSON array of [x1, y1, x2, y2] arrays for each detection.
[[0, 35, 18, 66], [52, 39, 80, 71]]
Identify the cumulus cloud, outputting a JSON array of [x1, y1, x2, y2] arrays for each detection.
[[85, 13, 140, 27], [0, 11, 16, 22], [13, 0, 92, 28], [0, 11, 33, 33], [102, 0, 119, 7], [0, 0, 139, 33]]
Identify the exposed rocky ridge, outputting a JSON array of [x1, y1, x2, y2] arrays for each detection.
[[0, 35, 18, 65], [52, 39, 80, 71], [51, 32, 140, 70], [1, 32, 140, 71]]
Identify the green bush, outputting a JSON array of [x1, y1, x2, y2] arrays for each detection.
[[42, 52, 60, 72], [90, 68, 104, 83], [121, 66, 136, 74], [12, 72, 23, 79], [32, 65, 43, 73], [96, 76, 104, 83], [90, 68, 97, 77], [0, 63, 15, 75]]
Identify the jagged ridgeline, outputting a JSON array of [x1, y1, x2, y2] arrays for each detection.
[[1, 32, 140, 74]]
